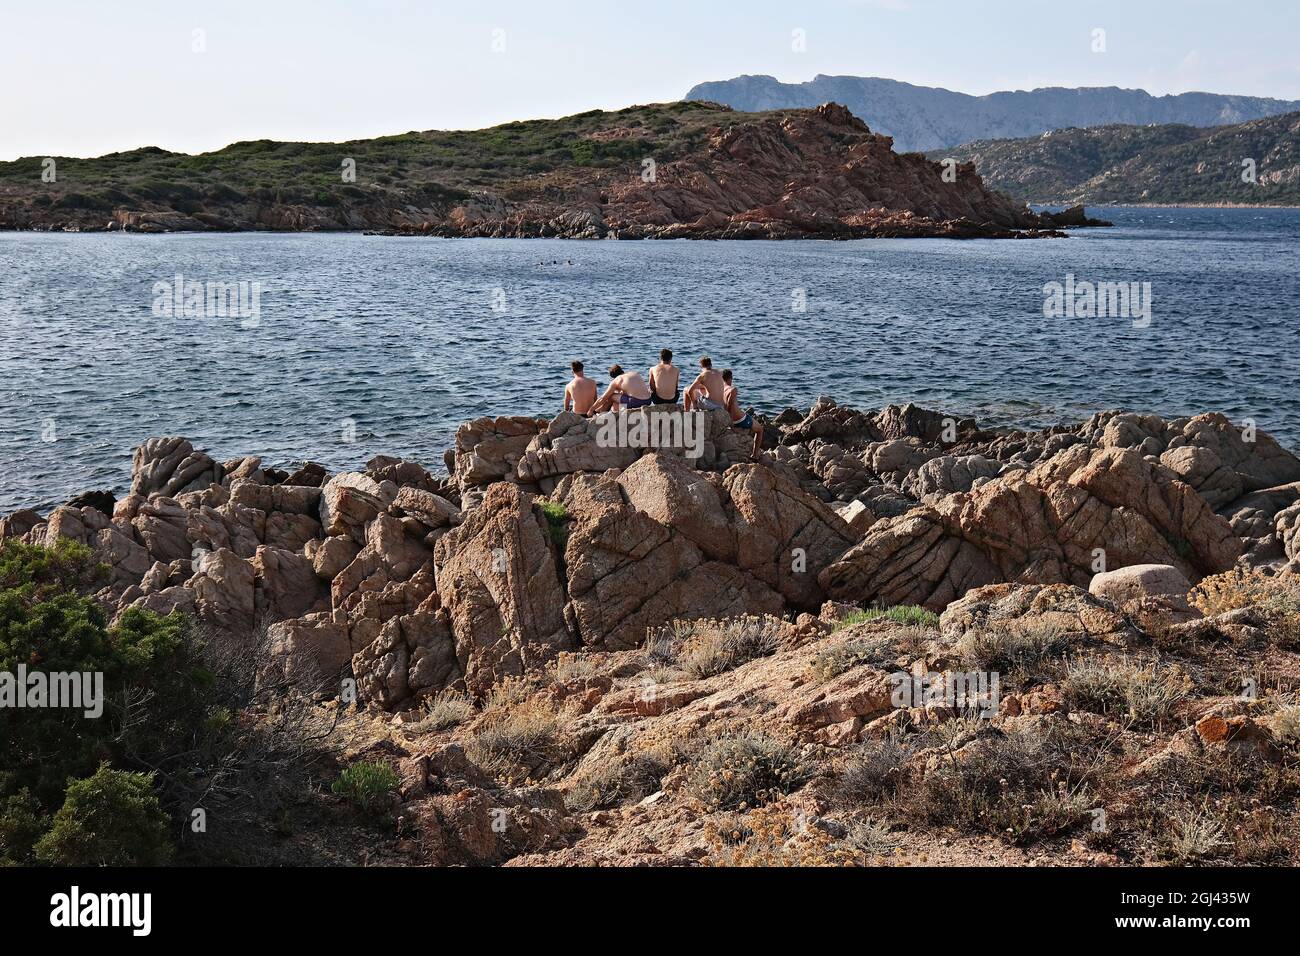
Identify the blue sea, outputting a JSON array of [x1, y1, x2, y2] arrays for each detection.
[[1, 206, 1298, 513]]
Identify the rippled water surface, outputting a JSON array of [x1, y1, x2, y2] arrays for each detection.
[[2, 206, 1298, 512]]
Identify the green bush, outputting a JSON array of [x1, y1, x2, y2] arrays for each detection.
[[0, 789, 47, 865], [0, 539, 213, 807], [33, 765, 173, 866], [331, 761, 399, 812]]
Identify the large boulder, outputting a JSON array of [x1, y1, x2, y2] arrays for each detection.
[[318, 472, 397, 543], [452, 416, 547, 491], [131, 437, 222, 497], [561, 493, 784, 651], [615, 453, 733, 561], [1088, 564, 1191, 606], [722, 463, 857, 609], [939, 582, 1137, 647], [432, 483, 574, 695], [253, 546, 326, 621], [189, 548, 256, 633], [820, 445, 1240, 611]]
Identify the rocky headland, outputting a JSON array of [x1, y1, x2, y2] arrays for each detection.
[[5, 400, 1300, 865], [0, 102, 1105, 239]]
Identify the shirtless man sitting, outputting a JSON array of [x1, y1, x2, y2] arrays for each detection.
[[590, 364, 653, 413], [722, 368, 764, 460], [564, 360, 598, 415], [648, 349, 680, 405], [684, 356, 726, 412]]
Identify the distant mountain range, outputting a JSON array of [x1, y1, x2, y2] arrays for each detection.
[[938, 111, 1300, 205], [684, 75, 1300, 152]]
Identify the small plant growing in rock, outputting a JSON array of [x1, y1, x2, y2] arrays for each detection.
[[414, 688, 477, 733], [331, 761, 399, 813], [537, 500, 569, 547], [685, 733, 808, 812], [836, 604, 939, 630]]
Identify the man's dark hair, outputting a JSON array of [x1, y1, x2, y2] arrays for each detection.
[[699, 356, 712, 369], [661, 349, 673, 363], [571, 360, 584, 374], [722, 368, 733, 383], [608, 364, 624, 378]]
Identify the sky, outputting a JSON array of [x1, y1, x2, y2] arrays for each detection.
[[1, 0, 1297, 160]]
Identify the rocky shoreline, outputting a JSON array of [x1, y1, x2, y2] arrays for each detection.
[[4, 399, 1298, 710], [7, 399, 1300, 865], [0, 103, 1109, 240]]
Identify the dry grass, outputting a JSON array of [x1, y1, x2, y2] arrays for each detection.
[[648, 615, 784, 680], [1165, 807, 1228, 863], [1063, 656, 1190, 729], [463, 680, 567, 782], [955, 623, 1069, 676], [564, 752, 669, 812], [549, 652, 601, 684], [409, 688, 476, 734]]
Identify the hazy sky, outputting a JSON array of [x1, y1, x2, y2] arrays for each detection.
[[2, 0, 1296, 160]]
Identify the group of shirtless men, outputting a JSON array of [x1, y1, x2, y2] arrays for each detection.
[[563, 349, 764, 459]]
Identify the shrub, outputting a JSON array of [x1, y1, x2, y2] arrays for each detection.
[[903, 725, 1092, 844], [0, 789, 47, 865], [33, 765, 173, 866], [839, 735, 911, 804], [808, 637, 892, 683], [651, 616, 783, 680], [465, 692, 565, 781], [1272, 704, 1300, 746], [1063, 656, 1189, 728], [685, 733, 808, 812], [1189, 568, 1300, 617], [0, 540, 211, 807], [331, 761, 399, 813], [956, 623, 1069, 675], [413, 688, 476, 733]]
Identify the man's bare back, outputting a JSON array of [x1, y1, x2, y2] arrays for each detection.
[[565, 375, 597, 415], [648, 362, 679, 401], [687, 367, 725, 409]]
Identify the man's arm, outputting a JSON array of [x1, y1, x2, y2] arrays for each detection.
[[590, 381, 620, 414], [564, 382, 573, 412]]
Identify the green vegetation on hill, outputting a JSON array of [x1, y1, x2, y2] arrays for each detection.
[[0, 101, 725, 225], [938, 112, 1300, 205]]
